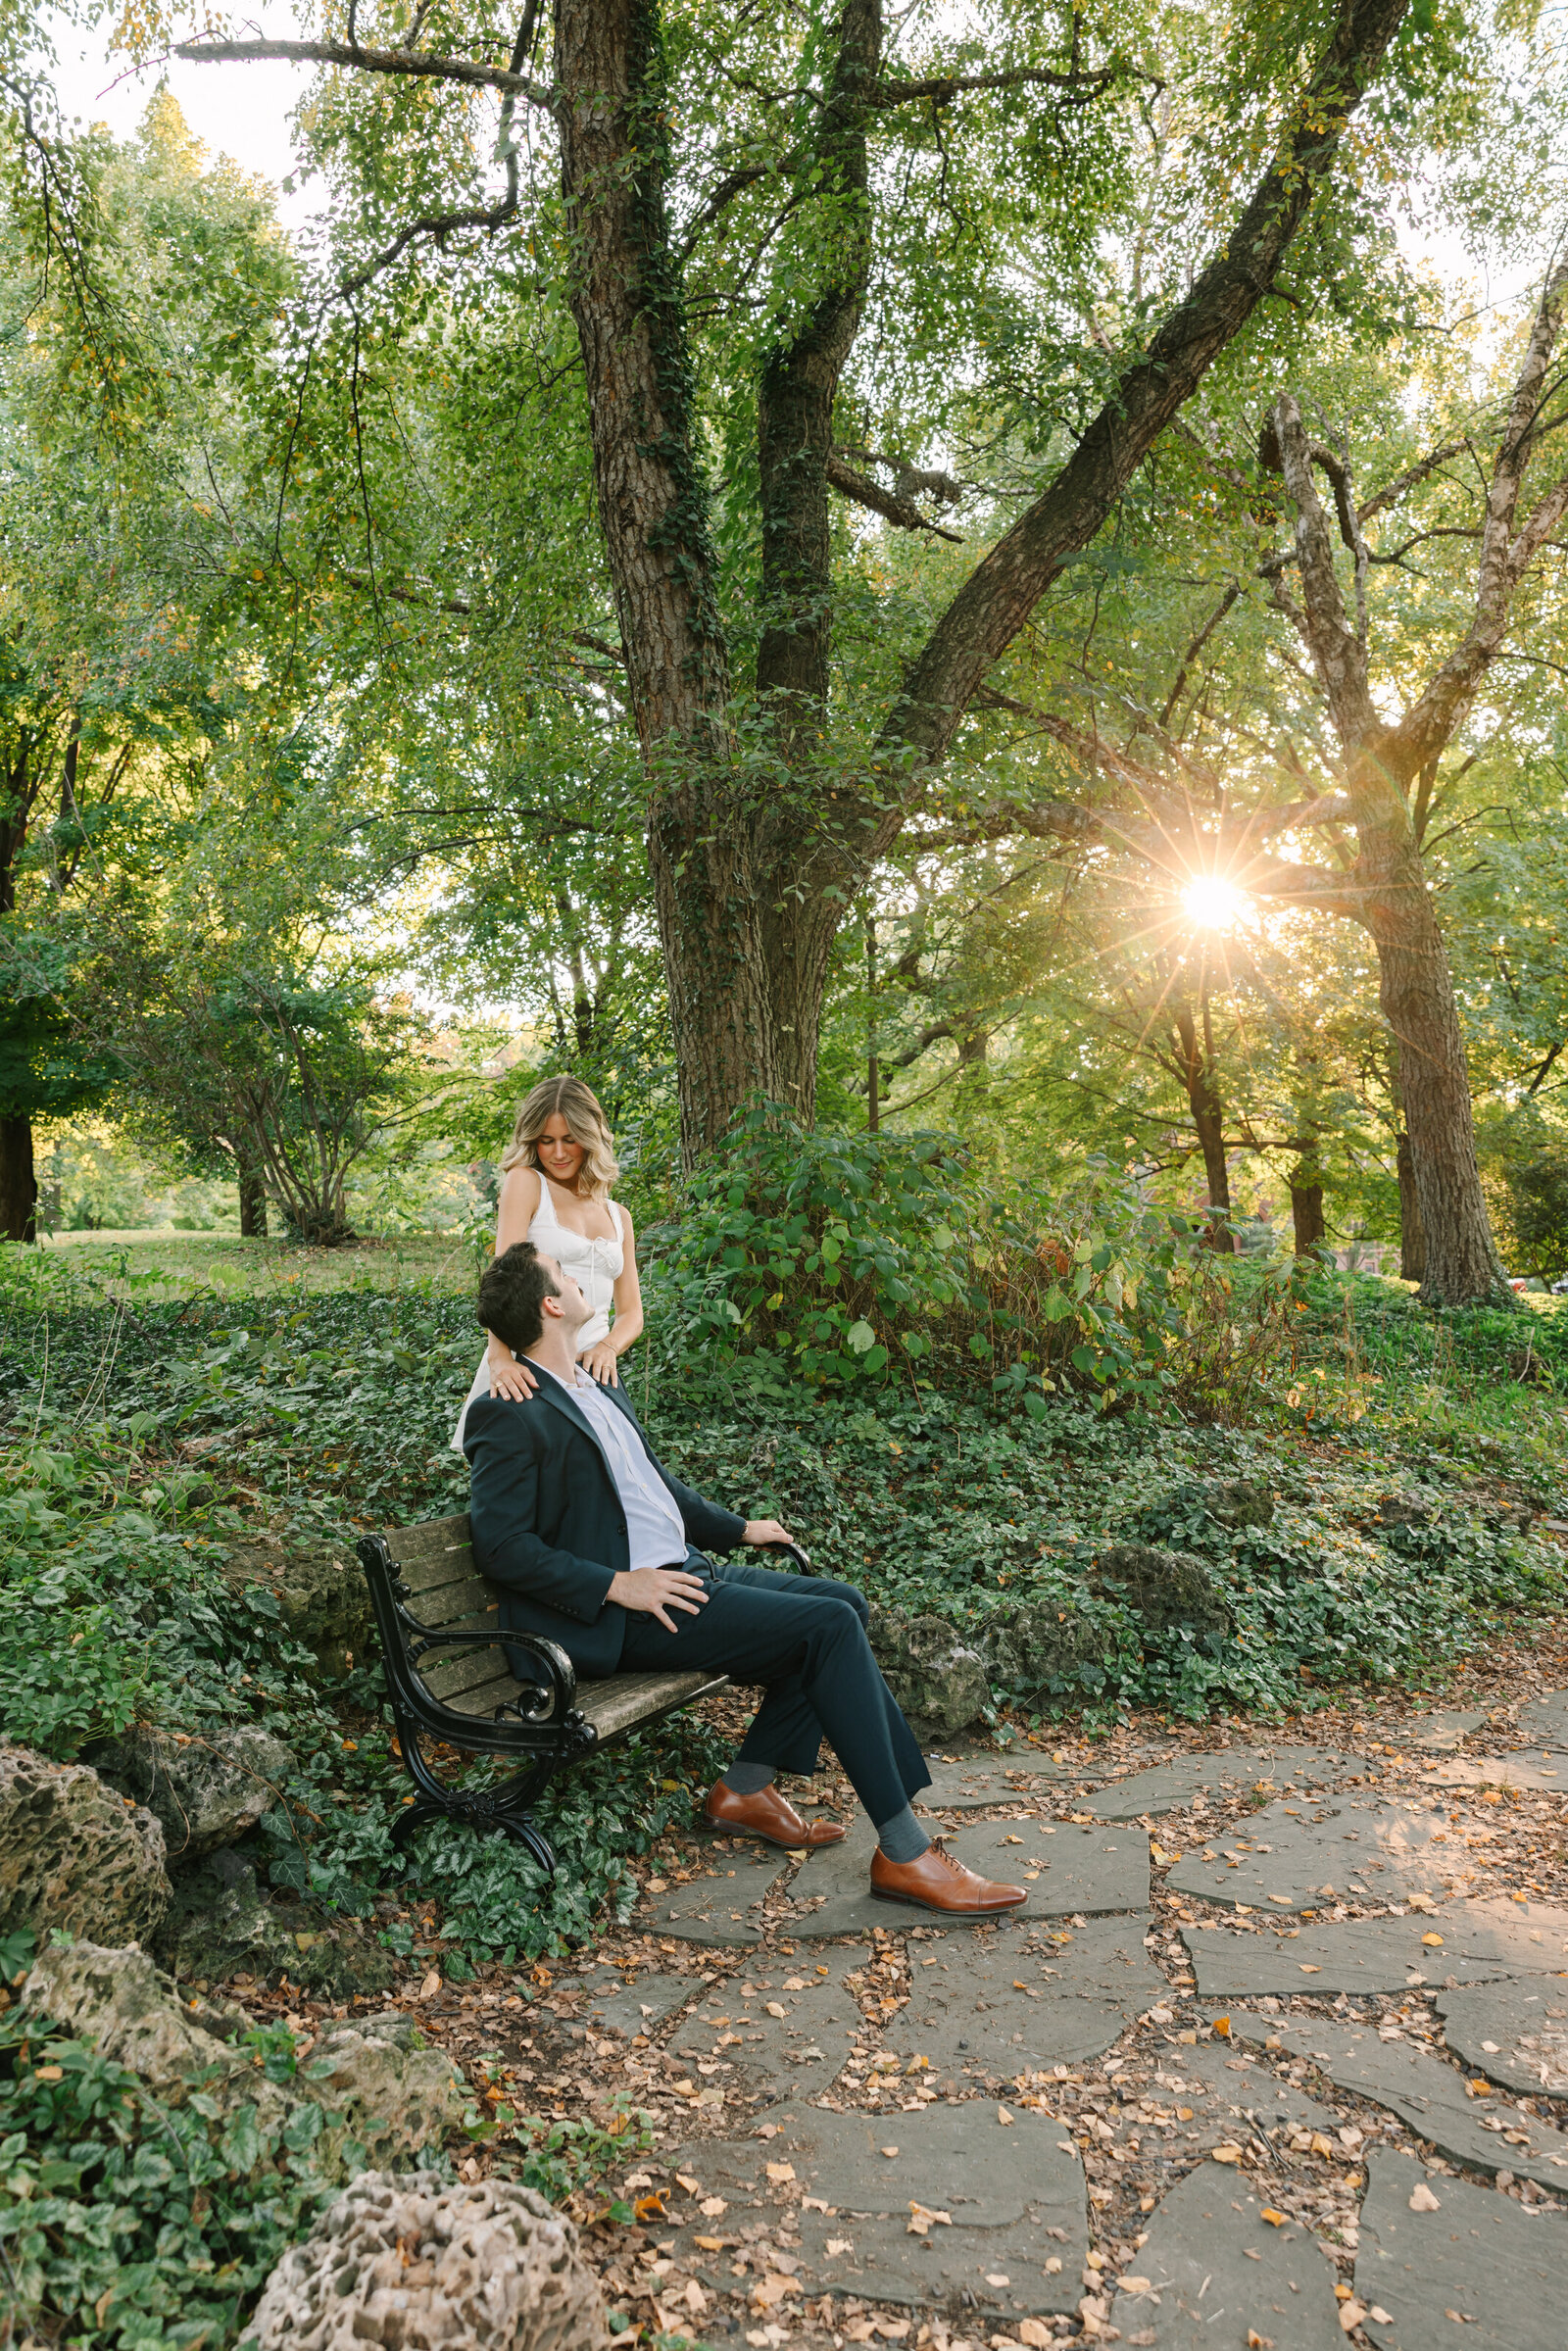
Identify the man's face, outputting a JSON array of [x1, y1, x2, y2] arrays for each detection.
[[539, 1251, 589, 1329]]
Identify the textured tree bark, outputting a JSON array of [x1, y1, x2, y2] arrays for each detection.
[[1173, 1003, 1233, 1250], [1267, 393, 1514, 1305], [0, 1112, 38, 1244], [1396, 1132, 1426, 1284], [238, 1156, 270, 1239], [555, 0, 773, 1151], [549, 0, 1409, 1148], [1291, 1168, 1327, 1257]]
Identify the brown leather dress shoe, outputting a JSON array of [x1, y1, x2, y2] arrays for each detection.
[[702, 1779, 847, 1849], [869, 1840, 1026, 1914]]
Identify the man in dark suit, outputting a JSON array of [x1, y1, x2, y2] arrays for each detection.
[[463, 1242, 1024, 1916]]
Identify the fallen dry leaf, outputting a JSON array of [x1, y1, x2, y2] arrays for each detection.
[[1211, 2143, 1244, 2165], [1408, 2181, 1443, 2211], [1338, 2302, 1367, 2334], [998, 2105, 1014, 2126], [1260, 2208, 1288, 2227], [700, 2196, 727, 2217], [764, 2162, 796, 2182]]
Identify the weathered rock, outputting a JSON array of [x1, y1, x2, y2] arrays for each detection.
[[1372, 1493, 1435, 1530], [84, 1723, 294, 1857], [157, 1852, 397, 1998], [246, 2170, 605, 2351], [1203, 1477, 1276, 1531], [1089, 1543, 1232, 1638], [981, 1598, 1108, 1697], [21, 1940, 464, 2178], [221, 1533, 370, 1680], [0, 1740, 170, 1946], [868, 1608, 989, 1738]]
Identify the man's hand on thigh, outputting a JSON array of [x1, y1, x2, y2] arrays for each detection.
[[608, 1565, 710, 1634]]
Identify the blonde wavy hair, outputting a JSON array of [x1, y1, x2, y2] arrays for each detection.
[[501, 1075, 620, 1200]]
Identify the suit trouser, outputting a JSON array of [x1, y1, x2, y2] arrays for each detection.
[[616, 1556, 930, 1829]]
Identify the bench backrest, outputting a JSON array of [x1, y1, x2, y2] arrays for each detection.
[[382, 1513, 522, 1715]]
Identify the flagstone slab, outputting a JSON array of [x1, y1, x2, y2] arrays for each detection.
[[1422, 1755, 1566, 1791], [666, 2098, 1087, 2319], [1517, 1689, 1568, 1752], [1086, 1745, 1379, 1823], [782, 1819, 1149, 1939], [1398, 1709, 1490, 1753], [1156, 2041, 1346, 2145], [920, 1756, 1068, 1810], [1228, 2014, 1568, 2191], [1184, 1902, 1568, 1997], [1437, 1983, 1568, 2097], [1166, 1796, 1458, 1915], [584, 1971, 694, 2038], [885, 1914, 1162, 2076], [1108, 2159, 1344, 2349], [647, 1847, 789, 1945], [666, 1946, 866, 2101], [1355, 2148, 1568, 2351]]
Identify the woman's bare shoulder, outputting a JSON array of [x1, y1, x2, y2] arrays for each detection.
[[496, 1163, 543, 1239]]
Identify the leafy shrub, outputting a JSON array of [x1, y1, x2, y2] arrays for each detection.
[[0, 2000, 368, 2349], [652, 1106, 1221, 1409]]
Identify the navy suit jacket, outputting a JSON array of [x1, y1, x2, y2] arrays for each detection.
[[463, 1374, 747, 1678]]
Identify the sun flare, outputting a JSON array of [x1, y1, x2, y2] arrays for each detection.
[[1182, 874, 1249, 932]]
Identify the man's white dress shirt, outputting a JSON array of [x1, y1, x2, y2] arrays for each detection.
[[541, 1363, 689, 1571]]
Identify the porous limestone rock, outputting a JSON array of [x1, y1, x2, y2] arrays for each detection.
[[84, 1723, 294, 1857], [22, 1940, 463, 2178], [0, 1740, 170, 1945], [1088, 1541, 1232, 1638], [245, 2171, 606, 2351], [981, 1598, 1108, 1697], [1202, 1476, 1275, 1530], [157, 1851, 397, 1998], [222, 1533, 371, 1680], [867, 1608, 988, 1738]]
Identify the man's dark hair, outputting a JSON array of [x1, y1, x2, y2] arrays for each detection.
[[477, 1242, 560, 1355]]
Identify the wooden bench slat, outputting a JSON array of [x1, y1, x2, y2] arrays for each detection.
[[579, 1670, 726, 1739], [396, 1548, 479, 1597], [385, 1515, 472, 1563], [421, 1643, 517, 1703], [442, 1671, 554, 1721], [403, 1577, 497, 1629]]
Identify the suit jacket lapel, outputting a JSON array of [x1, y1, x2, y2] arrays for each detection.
[[533, 1371, 617, 1489]]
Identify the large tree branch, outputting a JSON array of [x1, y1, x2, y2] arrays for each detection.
[[1387, 248, 1568, 778], [174, 36, 555, 108], [1270, 393, 1380, 745], [872, 62, 1126, 108], [825, 450, 962, 540], [874, 0, 1409, 812]]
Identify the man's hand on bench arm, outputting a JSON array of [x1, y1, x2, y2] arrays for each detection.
[[742, 1518, 795, 1547], [607, 1566, 710, 1633]]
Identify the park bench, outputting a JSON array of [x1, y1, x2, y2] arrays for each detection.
[[358, 1516, 815, 1874]]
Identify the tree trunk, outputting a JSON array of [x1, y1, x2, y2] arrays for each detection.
[[238, 1155, 269, 1239], [545, 0, 1408, 1155], [0, 1111, 38, 1243], [1291, 1167, 1326, 1257], [1173, 1003, 1233, 1250], [1365, 841, 1505, 1303], [555, 0, 773, 1152], [1396, 1131, 1425, 1285]]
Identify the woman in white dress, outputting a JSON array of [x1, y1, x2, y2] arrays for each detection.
[[451, 1075, 644, 1449]]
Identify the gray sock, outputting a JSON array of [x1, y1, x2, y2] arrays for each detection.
[[875, 1804, 931, 1865], [721, 1761, 776, 1796]]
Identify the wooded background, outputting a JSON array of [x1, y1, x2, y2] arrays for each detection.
[[4, 0, 1568, 1303]]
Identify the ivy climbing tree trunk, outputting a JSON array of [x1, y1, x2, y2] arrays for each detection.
[[547, 0, 1411, 1154]]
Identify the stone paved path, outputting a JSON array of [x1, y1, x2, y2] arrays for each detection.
[[491, 1699, 1568, 2350]]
